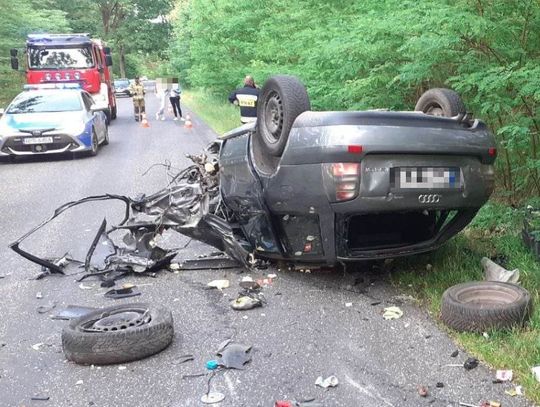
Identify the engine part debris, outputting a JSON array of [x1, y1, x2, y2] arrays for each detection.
[[315, 375, 339, 388], [217, 342, 252, 369], [383, 306, 403, 320], [51, 305, 97, 320], [201, 392, 225, 404], [179, 257, 240, 270], [464, 357, 479, 370], [482, 257, 519, 283]]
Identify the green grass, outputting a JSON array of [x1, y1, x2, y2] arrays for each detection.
[[391, 202, 540, 402], [181, 89, 240, 135], [184, 90, 540, 402]]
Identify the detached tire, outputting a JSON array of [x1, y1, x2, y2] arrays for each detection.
[[62, 303, 174, 365], [415, 88, 465, 117], [256, 75, 310, 157], [441, 281, 532, 332]]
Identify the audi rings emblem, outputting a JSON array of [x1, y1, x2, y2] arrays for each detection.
[[418, 194, 441, 204]]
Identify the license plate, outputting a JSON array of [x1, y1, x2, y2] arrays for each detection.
[[391, 167, 461, 189], [23, 137, 53, 145]]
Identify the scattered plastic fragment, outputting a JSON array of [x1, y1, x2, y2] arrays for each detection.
[[169, 263, 180, 271], [483, 332, 489, 339], [268, 273, 277, 279], [315, 375, 339, 388], [118, 366, 127, 370], [275, 402, 293, 407], [231, 296, 262, 310], [480, 402, 501, 407], [482, 257, 519, 283], [207, 279, 230, 290], [79, 283, 94, 290], [217, 342, 252, 369], [36, 292, 43, 299], [51, 305, 97, 320], [436, 382, 444, 388], [531, 366, 540, 382], [206, 360, 219, 370], [464, 358, 479, 370], [201, 392, 225, 404], [417, 385, 428, 397], [31, 395, 50, 401], [505, 386, 523, 396], [370, 301, 381, 306], [31, 343, 45, 351], [76, 380, 83, 385], [239, 277, 260, 291], [345, 303, 353, 307], [450, 350, 459, 358], [104, 286, 141, 299], [383, 306, 403, 320], [496, 370, 513, 382], [37, 302, 57, 314], [173, 354, 194, 365]]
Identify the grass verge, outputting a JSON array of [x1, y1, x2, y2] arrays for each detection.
[[184, 88, 540, 402], [181, 89, 240, 135]]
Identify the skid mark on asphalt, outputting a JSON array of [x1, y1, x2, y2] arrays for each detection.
[[344, 373, 396, 407]]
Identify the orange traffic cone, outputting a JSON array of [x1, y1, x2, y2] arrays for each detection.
[[184, 114, 193, 129], [141, 113, 150, 128]]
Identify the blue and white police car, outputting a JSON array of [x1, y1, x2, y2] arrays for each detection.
[[0, 84, 109, 158]]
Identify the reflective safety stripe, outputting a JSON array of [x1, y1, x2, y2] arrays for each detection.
[[237, 94, 257, 107], [240, 116, 257, 123]]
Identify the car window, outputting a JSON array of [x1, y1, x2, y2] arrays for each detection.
[[7, 91, 82, 113], [27, 47, 94, 70], [115, 80, 129, 87]]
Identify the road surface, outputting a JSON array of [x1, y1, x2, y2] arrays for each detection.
[[0, 95, 531, 406]]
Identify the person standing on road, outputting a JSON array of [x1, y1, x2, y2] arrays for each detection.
[[228, 75, 259, 124], [169, 82, 183, 121], [155, 79, 171, 121], [129, 77, 146, 121]]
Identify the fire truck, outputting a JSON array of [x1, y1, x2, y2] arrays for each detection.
[[10, 33, 117, 123]]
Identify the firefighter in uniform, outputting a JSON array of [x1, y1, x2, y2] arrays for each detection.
[[228, 76, 259, 124], [129, 77, 146, 121]]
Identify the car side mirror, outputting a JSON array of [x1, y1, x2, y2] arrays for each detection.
[[10, 48, 18, 57], [105, 55, 113, 67], [11, 57, 19, 71]]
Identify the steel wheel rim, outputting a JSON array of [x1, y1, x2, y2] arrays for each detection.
[[81, 308, 151, 332], [263, 91, 283, 144]]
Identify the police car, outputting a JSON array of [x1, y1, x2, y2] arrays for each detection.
[[0, 84, 109, 158]]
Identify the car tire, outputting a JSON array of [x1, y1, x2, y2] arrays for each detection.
[[89, 128, 99, 156], [111, 105, 117, 120], [440, 281, 532, 332], [102, 125, 110, 146], [256, 75, 310, 157], [415, 88, 465, 117], [104, 108, 111, 125], [62, 303, 174, 365]]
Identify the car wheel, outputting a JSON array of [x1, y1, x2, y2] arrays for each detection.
[[111, 104, 117, 120], [62, 303, 174, 365], [102, 125, 110, 146], [89, 128, 99, 156], [415, 88, 465, 117], [256, 75, 310, 157], [441, 281, 532, 332]]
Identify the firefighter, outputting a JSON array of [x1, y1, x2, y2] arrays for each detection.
[[228, 75, 259, 124], [129, 77, 146, 121]]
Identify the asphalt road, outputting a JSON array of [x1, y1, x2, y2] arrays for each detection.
[[0, 95, 532, 407]]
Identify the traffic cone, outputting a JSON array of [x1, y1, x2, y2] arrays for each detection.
[[141, 113, 150, 128], [184, 114, 193, 129]]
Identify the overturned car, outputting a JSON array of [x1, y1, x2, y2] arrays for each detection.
[[11, 76, 496, 276]]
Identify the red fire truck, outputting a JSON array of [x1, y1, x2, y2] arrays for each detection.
[[10, 33, 117, 122]]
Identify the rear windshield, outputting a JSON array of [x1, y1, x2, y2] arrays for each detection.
[[7, 92, 82, 114], [28, 47, 94, 70]]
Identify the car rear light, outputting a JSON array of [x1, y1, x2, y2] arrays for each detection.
[[488, 147, 497, 157], [327, 163, 360, 202], [348, 145, 363, 154]]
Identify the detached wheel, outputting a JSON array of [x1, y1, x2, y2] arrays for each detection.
[[62, 303, 174, 365], [256, 75, 310, 157], [415, 88, 465, 117], [441, 281, 532, 332]]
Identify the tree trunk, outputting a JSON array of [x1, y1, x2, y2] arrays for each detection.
[[119, 45, 127, 78]]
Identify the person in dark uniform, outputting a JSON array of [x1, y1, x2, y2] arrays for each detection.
[[228, 75, 259, 124]]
